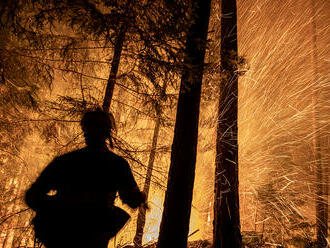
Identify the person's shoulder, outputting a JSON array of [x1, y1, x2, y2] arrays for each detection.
[[107, 151, 130, 170], [53, 148, 87, 162], [107, 151, 128, 164]]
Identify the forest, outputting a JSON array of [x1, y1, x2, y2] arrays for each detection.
[[0, 0, 329, 247]]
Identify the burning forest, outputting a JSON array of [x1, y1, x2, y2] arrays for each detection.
[[0, 0, 329, 247]]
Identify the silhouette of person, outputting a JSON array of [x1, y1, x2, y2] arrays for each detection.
[[25, 108, 147, 248]]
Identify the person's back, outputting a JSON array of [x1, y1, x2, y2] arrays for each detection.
[[25, 109, 147, 248]]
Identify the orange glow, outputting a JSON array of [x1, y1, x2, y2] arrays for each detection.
[[1, 0, 329, 247]]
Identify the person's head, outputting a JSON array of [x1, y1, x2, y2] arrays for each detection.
[[80, 108, 114, 148]]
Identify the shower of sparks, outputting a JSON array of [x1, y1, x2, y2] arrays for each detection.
[[236, 0, 329, 244], [192, 0, 330, 245]]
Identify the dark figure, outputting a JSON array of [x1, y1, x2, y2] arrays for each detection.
[[25, 109, 147, 248]]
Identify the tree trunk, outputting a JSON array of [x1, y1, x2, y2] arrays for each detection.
[[134, 115, 161, 247], [156, 1, 211, 247], [134, 79, 168, 247], [102, 0, 133, 112], [310, 1, 328, 247], [102, 26, 126, 113], [213, 0, 241, 247]]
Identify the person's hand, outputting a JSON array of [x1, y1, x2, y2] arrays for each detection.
[[141, 202, 149, 211], [143, 201, 149, 210], [139, 192, 149, 210]]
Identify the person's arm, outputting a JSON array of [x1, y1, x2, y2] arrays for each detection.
[[25, 159, 59, 211], [118, 160, 147, 209]]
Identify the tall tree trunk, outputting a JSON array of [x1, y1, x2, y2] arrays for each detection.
[[134, 80, 168, 247], [156, 1, 211, 248], [134, 115, 161, 247], [102, 26, 126, 113], [310, 1, 328, 247], [102, 0, 133, 112], [213, 0, 241, 247]]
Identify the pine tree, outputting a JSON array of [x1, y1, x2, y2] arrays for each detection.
[[156, 1, 211, 247], [213, 0, 241, 247], [310, 0, 328, 246]]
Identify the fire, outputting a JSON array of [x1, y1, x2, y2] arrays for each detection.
[[0, 0, 329, 247], [143, 192, 164, 244]]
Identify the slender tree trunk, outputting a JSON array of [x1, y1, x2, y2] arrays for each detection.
[[213, 0, 241, 247], [102, 26, 126, 113], [310, 1, 328, 247], [114, 87, 124, 125], [134, 80, 168, 247], [134, 115, 161, 247], [102, 0, 133, 112], [156, 1, 211, 248]]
